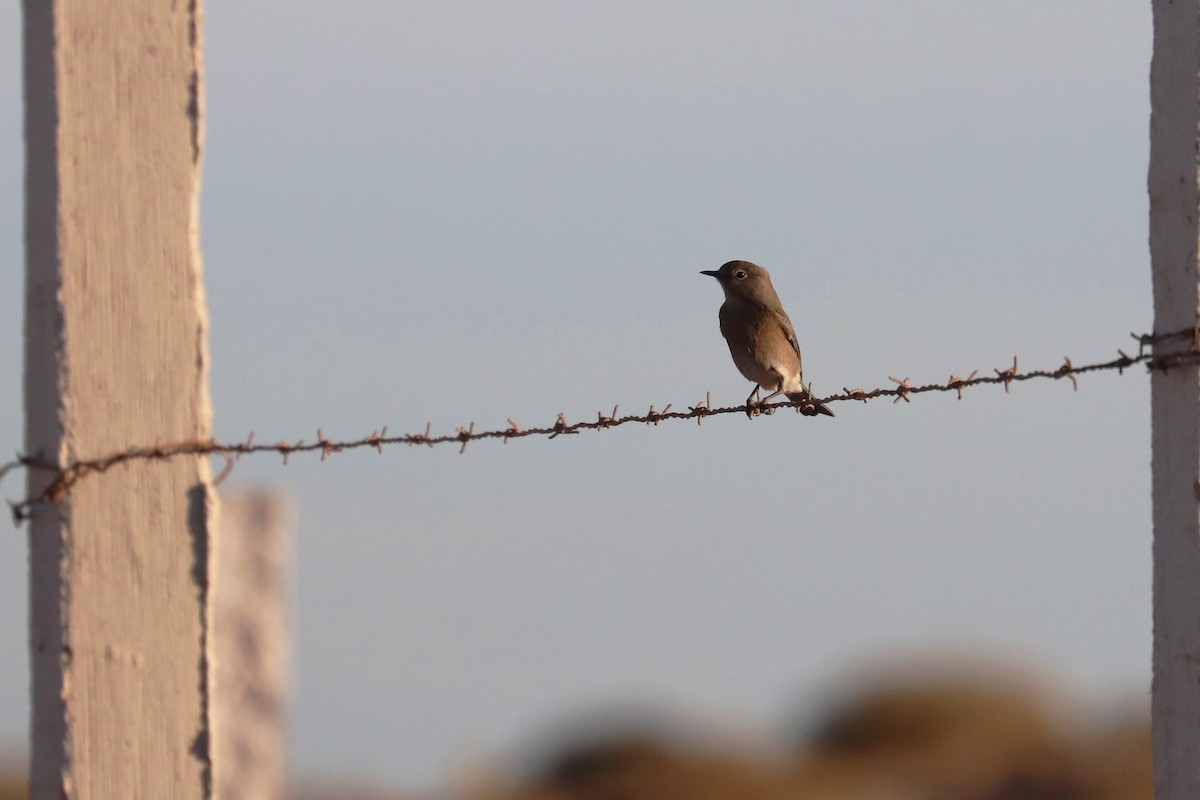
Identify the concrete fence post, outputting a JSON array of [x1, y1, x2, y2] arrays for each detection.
[[1150, 1, 1200, 797], [23, 1, 215, 797], [213, 490, 293, 800]]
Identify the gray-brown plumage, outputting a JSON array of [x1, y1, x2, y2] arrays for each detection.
[[701, 260, 834, 417]]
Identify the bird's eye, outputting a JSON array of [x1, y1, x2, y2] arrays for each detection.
[[734, 270, 747, 280]]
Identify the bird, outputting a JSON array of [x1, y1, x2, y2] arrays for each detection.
[[700, 260, 835, 418]]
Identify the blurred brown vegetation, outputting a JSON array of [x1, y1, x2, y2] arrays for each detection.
[[0, 667, 1153, 800], [469, 671, 1151, 800]]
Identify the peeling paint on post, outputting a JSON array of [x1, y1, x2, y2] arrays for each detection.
[[23, 1, 216, 798], [1150, 2, 1200, 798]]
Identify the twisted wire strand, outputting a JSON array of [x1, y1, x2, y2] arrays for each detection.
[[2, 328, 1196, 523]]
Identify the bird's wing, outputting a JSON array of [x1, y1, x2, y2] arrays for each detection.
[[770, 307, 804, 375]]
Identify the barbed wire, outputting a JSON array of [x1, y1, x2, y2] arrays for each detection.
[[2, 327, 1198, 524]]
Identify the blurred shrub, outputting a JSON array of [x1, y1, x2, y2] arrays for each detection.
[[474, 668, 1151, 800], [797, 675, 1143, 800]]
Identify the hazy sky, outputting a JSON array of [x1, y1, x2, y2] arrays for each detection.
[[0, 2, 1153, 790]]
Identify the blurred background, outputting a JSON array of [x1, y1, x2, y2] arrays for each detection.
[[0, 2, 1153, 798]]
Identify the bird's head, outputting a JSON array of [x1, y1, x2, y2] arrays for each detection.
[[700, 260, 776, 303]]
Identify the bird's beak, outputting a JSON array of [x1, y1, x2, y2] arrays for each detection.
[[700, 270, 721, 278]]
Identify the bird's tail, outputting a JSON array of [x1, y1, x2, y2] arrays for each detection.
[[786, 388, 835, 417]]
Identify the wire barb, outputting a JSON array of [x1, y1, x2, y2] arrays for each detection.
[[688, 393, 712, 425], [1116, 350, 1135, 374], [947, 371, 978, 400], [370, 427, 387, 454], [213, 454, 236, 486], [549, 412, 578, 439], [456, 422, 475, 454], [1058, 358, 1078, 391], [888, 376, 912, 404], [995, 357, 1018, 393]]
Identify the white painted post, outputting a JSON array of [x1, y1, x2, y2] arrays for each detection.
[[23, 2, 215, 799], [1150, 2, 1200, 798], [213, 490, 294, 800]]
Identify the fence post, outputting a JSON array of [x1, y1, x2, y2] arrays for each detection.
[[1150, 2, 1200, 797], [23, 2, 215, 798], [213, 490, 293, 800]]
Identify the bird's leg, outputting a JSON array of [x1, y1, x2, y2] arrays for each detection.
[[795, 382, 819, 415], [756, 389, 782, 415], [756, 370, 788, 413], [745, 385, 763, 418]]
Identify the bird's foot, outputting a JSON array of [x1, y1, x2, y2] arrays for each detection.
[[745, 386, 763, 419]]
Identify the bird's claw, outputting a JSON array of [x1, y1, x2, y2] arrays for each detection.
[[745, 386, 765, 419]]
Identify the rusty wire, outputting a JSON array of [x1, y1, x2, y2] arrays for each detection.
[[2, 328, 1199, 524]]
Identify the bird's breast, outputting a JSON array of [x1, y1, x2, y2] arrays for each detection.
[[718, 302, 791, 388]]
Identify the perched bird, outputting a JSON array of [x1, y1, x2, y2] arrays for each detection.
[[701, 260, 834, 418]]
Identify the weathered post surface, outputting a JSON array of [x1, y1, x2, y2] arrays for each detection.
[[23, 1, 215, 798], [1150, 1, 1200, 798], [213, 490, 293, 800]]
